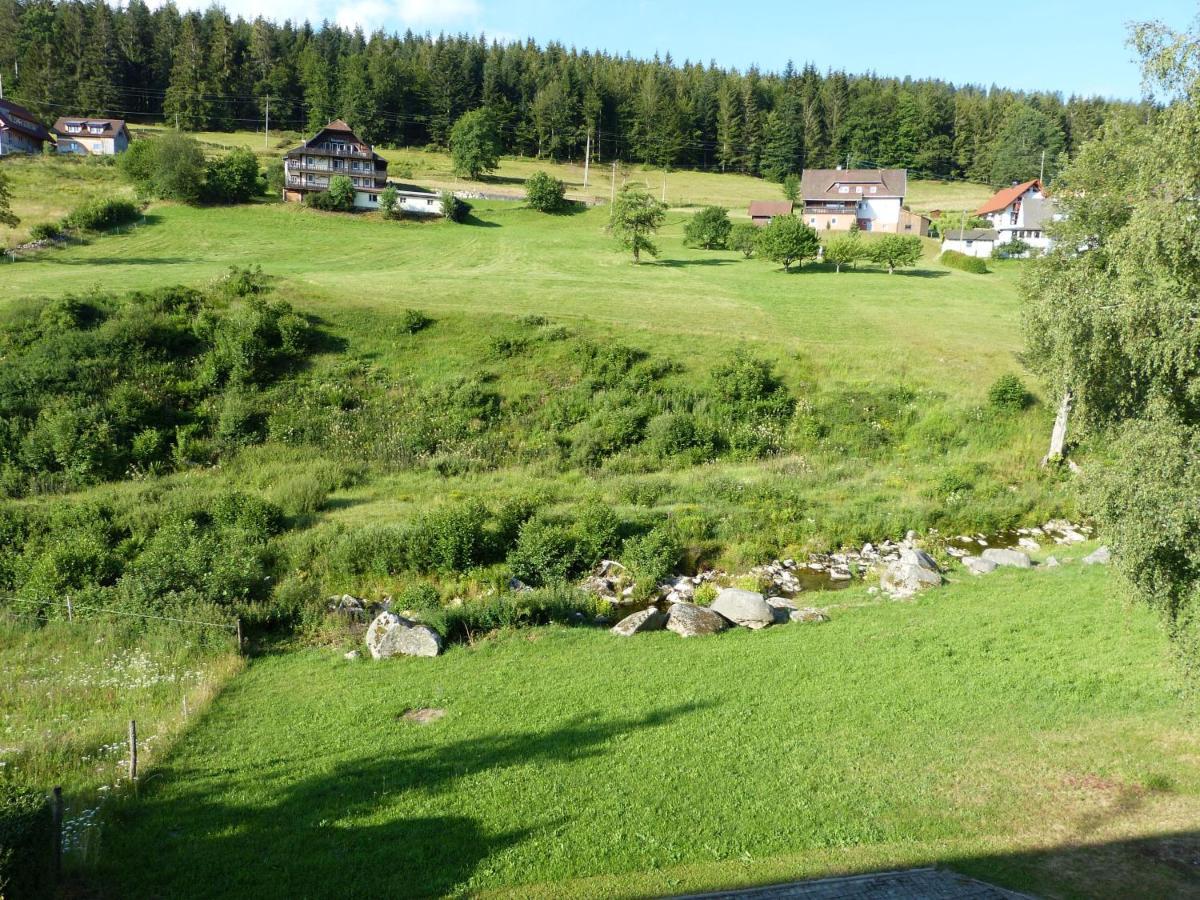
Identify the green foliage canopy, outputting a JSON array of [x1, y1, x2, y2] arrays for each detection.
[[450, 108, 502, 179], [683, 206, 732, 250], [609, 185, 666, 262], [756, 215, 819, 271]]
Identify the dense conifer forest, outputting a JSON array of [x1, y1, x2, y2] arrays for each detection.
[[0, 0, 1144, 184]]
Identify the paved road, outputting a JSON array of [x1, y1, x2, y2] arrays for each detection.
[[674, 867, 1034, 899]]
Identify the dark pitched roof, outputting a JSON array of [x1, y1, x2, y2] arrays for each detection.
[[0, 99, 52, 142], [801, 168, 907, 201], [53, 116, 129, 139], [748, 200, 793, 217], [944, 228, 998, 242], [976, 179, 1041, 216]]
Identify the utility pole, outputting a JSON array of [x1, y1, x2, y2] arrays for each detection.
[[583, 129, 591, 189], [610, 159, 617, 206], [264, 95, 270, 147], [0, 72, 4, 100], [1039, 148, 1045, 184], [661, 171, 666, 204], [959, 207, 967, 240]]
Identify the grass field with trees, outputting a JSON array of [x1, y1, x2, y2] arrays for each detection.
[[1, 140, 1196, 899]]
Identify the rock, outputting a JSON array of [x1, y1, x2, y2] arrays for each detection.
[[1045, 556, 1060, 567], [1018, 537, 1041, 552], [710, 588, 775, 629], [880, 558, 942, 598], [665, 602, 729, 637], [829, 568, 852, 581], [610, 606, 668, 636], [343, 650, 361, 660], [766, 596, 799, 611], [904, 529, 918, 545], [508, 577, 532, 592], [900, 548, 941, 572], [981, 548, 1033, 569], [329, 594, 366, 621], [365, 612, 443, 659], [962, 556, 998, 576], [789, 608, 830, 624], [1083, 546, 1111, 566]]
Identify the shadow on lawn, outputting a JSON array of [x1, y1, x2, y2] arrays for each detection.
[[101, 702, 709, 898]]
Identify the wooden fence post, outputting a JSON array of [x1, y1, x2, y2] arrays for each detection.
[[128, 720, 137, 781], [236, 618, 243, 653], [65, 596, 73, 622], [52, 786, 63, 883]]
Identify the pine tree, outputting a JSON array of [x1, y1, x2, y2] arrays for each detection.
[[163, 14, 211, 130]]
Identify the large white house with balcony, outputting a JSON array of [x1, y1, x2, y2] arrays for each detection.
[[282, 119, 442, 215], [799, 168, 928, 235], [283, 119, 392, 209]]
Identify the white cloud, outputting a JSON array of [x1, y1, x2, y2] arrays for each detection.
[[336, 0, 481, 31]]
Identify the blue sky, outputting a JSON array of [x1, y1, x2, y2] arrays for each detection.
[[197, 0, 1197, 99]]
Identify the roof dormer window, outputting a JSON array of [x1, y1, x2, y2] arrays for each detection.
[[838, 185, 849, 193]]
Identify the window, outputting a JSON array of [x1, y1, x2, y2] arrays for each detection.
[[855, 186, 863, 193], [831, 218, 837, 225], [91, 142, 101, 151], [838, 185, 849, 194], [810, 218, 816, 225], [870, 186, 877, 194]]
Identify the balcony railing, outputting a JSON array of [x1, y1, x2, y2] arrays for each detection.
[[303, 142, 372, 159], [286, 160, 382, 176]]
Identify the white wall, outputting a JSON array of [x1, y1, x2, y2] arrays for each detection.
[[941, 237, 993, 258], [860, 196, 901, 229]]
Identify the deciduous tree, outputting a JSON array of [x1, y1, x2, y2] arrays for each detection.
[[868, 234, 923, 274], [823, 233, 867, 272], [756, 215, 819, 271], [683, 206, 732, 250], [450, 108, 501, 180], [609, 186, 666, 263]]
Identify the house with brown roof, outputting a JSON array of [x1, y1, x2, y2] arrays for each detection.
[[0, 99, 52, 156], [748, 200, 794, 227], [54, 117, 131, 155], [975, 178, 1058, 252], [284, 119, 391, 210], [800, 168, 927, 235]]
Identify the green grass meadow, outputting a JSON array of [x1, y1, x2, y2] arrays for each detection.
[[97, 563, 1200, 899], [1, 150, 1197, 898]]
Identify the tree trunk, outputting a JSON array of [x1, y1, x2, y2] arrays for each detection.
[[1041, 389, 1072, 466]]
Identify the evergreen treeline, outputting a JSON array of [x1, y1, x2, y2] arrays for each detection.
[[0, 0, 1144, 184]]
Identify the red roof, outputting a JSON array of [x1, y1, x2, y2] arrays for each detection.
[[976, 179, 1041, 216], [748, 200, 794, 218]]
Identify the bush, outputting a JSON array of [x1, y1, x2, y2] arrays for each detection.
[[28, 222, 61, 241], [683, 206, 732, 249], [118, 132, 206, 202], [525, 171, 566, 212], [987, 373, 1032, 410], [203, 147, 262, 204], [991, 237, 1031, 259], [441, 190, 469, 222], [64, 197, 140, 232], [941, 250, 989, 274], [571, 498, 621, 567], [506, 518, 579, 586], [379, 185, 399, 219], [0, 779, 54, 900], [406, 501, 489, 573], [399, 308, 432, 334], [622, 525, 681, 600]]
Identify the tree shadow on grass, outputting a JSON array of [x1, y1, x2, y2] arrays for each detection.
[[46, 256, 196, 266], [461, 212, 501, 227], [100, 702, 710, 899], [655, 258, 736, 268]]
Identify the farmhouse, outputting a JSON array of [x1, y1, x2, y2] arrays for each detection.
[[0, 98, 52, 155], [53, 117, 130, 155], [800, 168, 929, 235], [975, 179, 1058, 252], [748, 200, 793, 227], [283, 119, 391, 209], [941, 227, 998, 258]]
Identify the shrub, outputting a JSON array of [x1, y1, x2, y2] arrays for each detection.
[[571, 498, 621, 567], [441, 190, 469, 222], [622, 525, 680, 599], [399, 308, 432, 334], [0, 779, 54, 900], [406, 501, 489, 573], [64, 197, 140, 232], [506, 519, 580, 586], [328, 175, 356, 210], [987, 373, 1033, 410], [693, 582, 718, 606], [28, 222, 61, 241], [941, 250, 989, 274], [525, 171, 566, 212], [729, 222, 759, 258], [395, 581, 441, 610], [118, 132, 206, 202], [991, 237, 1031, 259], [683, 206, 732, 249], [379, 185, 399, 219], [203, 147, 262, 204]]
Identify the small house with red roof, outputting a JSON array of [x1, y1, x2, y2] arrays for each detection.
[[975, 178, 1059, 252], [0, 99, 53, 156]]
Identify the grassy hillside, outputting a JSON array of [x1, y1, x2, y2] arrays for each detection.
[[96, 562, 1200, 899]]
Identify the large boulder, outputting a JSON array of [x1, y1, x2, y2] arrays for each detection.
[[899, 548, 941, 572], [710, 588, 774, 629], [1083, 546, 1111, 565], [982, 548, 1033, 569], [665, 602, 729, 638], [880, 550, 942, 598], [611, 606, 668, 637], [365, 612, 443, 659], [962, 556, 998, 576], [789, 607, 830, 624]]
